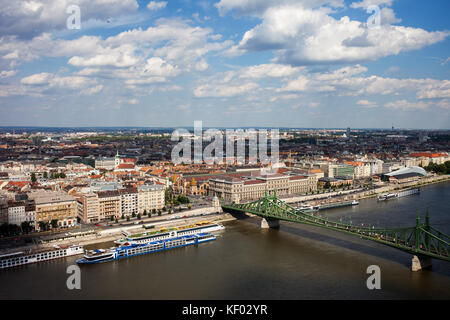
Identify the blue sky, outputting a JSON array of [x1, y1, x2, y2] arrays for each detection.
[[0, 0, 449, 129]]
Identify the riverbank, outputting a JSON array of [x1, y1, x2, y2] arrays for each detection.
[[284, 174, 450, 207]]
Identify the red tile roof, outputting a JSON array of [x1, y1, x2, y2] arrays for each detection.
[[117, 163, 135, 169]]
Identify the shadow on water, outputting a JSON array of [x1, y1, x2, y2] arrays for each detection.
[[237, 215, 450, 278]]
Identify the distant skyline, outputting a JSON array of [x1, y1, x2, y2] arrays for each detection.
[[0, 0, 449, 129]]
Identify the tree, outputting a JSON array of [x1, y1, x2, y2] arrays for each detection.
[[39, 221, 50, 231], [126, 216, 130, 222], [110, 216, 114, 221], [158, 210, 162, 216], [132, 212, 136, 218], [21, 221, 33, 234], [59, 172, 66, 179], [43, 172, 48, 179], [177, 194, 190, 204], [137, 214, 141, 220], [51, 219, 59, 229], [143, 209, 148, 216], [31, 172, 37, 183]]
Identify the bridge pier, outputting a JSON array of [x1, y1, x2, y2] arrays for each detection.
[[411, 255, 432, 272], [261, 217, 280, 229]]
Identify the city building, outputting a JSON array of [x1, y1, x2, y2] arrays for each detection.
[[28, 191, 77, 228], [119, 188, 138, 217], [95, 157, 116, 170], [137, 184, 165, 214], [97, 190, 121, 220], [7, 201, 25, 226], [328, 164, 354, 178], [208, 171, 318, 202], [76, 192, 100, 223]]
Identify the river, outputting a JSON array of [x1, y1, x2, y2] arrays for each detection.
[[1, 182, 449, 299]]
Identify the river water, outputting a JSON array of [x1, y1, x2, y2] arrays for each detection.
[[1, 182, 449, 299]]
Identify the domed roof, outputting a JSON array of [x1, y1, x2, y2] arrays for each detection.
[[385, 166, 427, 177]]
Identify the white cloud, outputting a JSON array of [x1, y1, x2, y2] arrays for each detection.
[[21, 72, 53, 85], [239, 64, 303, 79], [147, 1, 167, 11], [277, 75, 310, 92], [194, 82, 258, 98], [356, 99, 377, 108], [0, 0, 139, 39], [232, 4, 448, 65], [350, 0, 393, 9], [19, 72, 101, 96], [195, 59, 209, 71], [379, 7, 401, 25], [0, 70, 17, 78], [215, 0, 344, 16], [384, 100, 430, 110], [68, 48, 140, 68]]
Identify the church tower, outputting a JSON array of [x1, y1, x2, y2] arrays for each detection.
[[115, 150, 121, 168]]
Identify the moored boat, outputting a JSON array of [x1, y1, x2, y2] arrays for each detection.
[[114, 221, 224, 246], [0, 244, 83, 269], [77, 233, 216, 264]]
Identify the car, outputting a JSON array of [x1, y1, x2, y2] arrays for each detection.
[[95, 224, 100, 227]]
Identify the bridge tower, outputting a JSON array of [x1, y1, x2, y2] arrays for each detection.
[[411, 212, 432, 271], [260, 188, 280, 229]]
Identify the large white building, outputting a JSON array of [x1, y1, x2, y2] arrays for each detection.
[[7, 202, 25, 226], [120, 188, 139, 217]]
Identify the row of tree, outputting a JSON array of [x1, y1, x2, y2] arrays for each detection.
[[423, 161, 450, 175], [0, 221, 35, 236]]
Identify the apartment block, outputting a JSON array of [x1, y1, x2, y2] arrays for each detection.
[[77, 192, 100, 223], [137, 184, 165, 214], [119, 188, 138, 217], [97, 190, 121, 220]]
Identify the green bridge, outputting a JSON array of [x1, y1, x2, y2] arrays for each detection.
[[221, 191, 450, 271]]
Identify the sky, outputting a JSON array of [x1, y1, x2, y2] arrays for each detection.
[[0, 0, 449, 129]]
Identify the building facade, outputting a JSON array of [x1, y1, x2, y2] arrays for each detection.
[[137, 184, 165, 214], [97, 190, 121, 220], [208, 171, 318, 202], [29, 191, 77, 228], [77, 193, 100, 223], [119, 188, 138, 217]]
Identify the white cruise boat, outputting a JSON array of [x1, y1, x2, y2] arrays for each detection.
[[0, 244, 83, 269], [114, 222, 224, 246]]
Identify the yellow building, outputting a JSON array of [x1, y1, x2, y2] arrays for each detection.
[[29, 191, 77, 228]]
